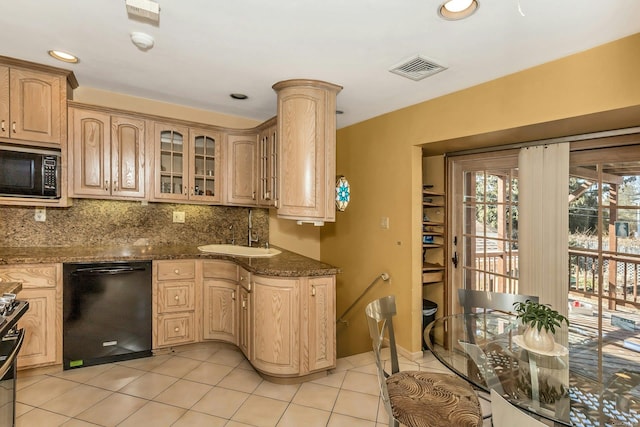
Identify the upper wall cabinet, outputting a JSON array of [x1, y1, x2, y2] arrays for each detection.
[[257, 120, 277, 208], [0, 56, 77, 146], [69, 106, 146, 200], [151, 121, 223, 203], [225, 132, 257, 206], [272, 79, 342, 225]]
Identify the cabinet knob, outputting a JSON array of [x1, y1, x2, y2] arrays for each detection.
[[12, 122, 16, 133], [174, 269, 179, 274], [174, 327, 179, 332], [105, 180, 109, 192], [242, 300, 247, 309], [311, 285, 316, 296], [0, 120, 5, 132], [113, 181, 118, 192], [174, 295, 179, 301]]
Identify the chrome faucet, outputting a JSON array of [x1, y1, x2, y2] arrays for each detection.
[[248, 209, 259, 247]]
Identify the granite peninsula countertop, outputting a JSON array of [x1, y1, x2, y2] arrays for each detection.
[[0, 245, 340, 277]]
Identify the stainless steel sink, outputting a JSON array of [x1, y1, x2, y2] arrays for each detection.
[[197, 244, 281, 257]]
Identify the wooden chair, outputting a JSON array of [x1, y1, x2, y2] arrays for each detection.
[[490, 389, 547, 427], [365, 295, 483, 427]]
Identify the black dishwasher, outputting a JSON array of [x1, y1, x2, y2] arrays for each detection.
[[63, 261, 152, 370]]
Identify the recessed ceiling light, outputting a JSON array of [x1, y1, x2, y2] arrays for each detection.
[[48, 50, 79, 63], [438, 0, 478, 20], [230, 93, 248, 100]]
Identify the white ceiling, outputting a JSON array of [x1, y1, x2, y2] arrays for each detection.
[[2, 0, 640, 129]]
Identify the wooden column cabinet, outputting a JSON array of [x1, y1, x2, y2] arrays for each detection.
[[272, 79, 342, 224], [0, 56, 77, 146], [69, 106, 146, 199], [0, 264, 61, 369], [153, 260, 199, 348], [226, 132, 257, 206]]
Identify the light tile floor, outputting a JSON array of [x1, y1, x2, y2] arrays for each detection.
[[16, 342, 492, 427]]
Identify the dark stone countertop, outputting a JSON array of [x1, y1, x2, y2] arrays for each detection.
[[0, 245, 339, 277]]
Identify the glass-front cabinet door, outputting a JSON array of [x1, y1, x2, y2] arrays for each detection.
[[154, 122, 189, 200], [190, 128, 221, 203]]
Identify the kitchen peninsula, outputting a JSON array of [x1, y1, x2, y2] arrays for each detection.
[[0, 245, 338, 383]]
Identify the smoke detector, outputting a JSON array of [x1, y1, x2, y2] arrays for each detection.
[[131, 32, 155, 50], [125, 0, 160, 22]]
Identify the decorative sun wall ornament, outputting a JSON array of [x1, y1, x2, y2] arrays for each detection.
[[336, 176, 350, 211]]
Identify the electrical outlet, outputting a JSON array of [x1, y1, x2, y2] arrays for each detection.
[[172, 211, 185, 223], [35, 207, 46, 222]]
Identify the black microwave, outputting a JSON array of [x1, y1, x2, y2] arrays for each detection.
[[0, 145, 61, 199]]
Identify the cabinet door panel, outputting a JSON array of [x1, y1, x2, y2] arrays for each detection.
[[70, 109, 111, 197], [190, 129, 222, 202], [0, 65, 9, 139], [252, 276, 299, 375], [9, 68, 61, 143], [153, 122, 190, 201], [238, 287, 251, 357], [17, 288, 57, 368], [307, 276, 336, 372], [226, 134, 257, 205], [112, 115, 145, 198], [203, 280, 237, 343]]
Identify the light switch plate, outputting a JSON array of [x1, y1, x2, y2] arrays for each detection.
[[173, 211, 185, 223], [380, 216, 389, 229]]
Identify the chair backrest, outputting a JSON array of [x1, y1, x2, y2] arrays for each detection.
[[458, 288, 539, 314], [365, 295, 400, 422], [490, 389, 547, 427]]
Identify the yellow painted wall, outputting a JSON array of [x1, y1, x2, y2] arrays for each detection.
[[321, 33, 640, 357], [73, 87, 320, 257]]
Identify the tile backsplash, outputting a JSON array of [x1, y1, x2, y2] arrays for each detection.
[[0, 199, 268, 247]]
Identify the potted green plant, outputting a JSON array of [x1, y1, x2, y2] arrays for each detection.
[[512, 300, 569, 352]]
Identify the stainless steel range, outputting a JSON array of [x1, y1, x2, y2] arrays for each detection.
[[0, 293, 29, 427]]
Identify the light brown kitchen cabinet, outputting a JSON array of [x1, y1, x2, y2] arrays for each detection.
[[202, 260, 239, 344], [272, 79, 342, 224], [69, 106, 146, 199], [226, 133, 257, 206], [152, 123, 223, 203], [252, 275, 300, 376], [305, 276, 336, 372], [0, 264, 61, 369], [237, 267, 251, 358], [251, 273, 336, 379], [257, 120, 277, 207], [153, 260, 199, 348], [0, 63, 69, 145]]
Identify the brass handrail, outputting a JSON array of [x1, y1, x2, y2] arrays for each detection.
[[336, 272, 390, 326]]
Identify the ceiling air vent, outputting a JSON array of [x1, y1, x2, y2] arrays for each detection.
[[389, 55, 447, 81]]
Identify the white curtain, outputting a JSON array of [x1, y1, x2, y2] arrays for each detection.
[[518, 143, 569, 318]]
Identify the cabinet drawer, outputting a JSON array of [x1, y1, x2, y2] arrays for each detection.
[[0, 264, 58, 289], [202, 260, 238, 281], [156, 261, 195, 281], [157, 312, 195, 347], [157, 281, 195, 313]]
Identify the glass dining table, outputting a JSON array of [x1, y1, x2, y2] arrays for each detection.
[[424, 312, 640, 427]]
